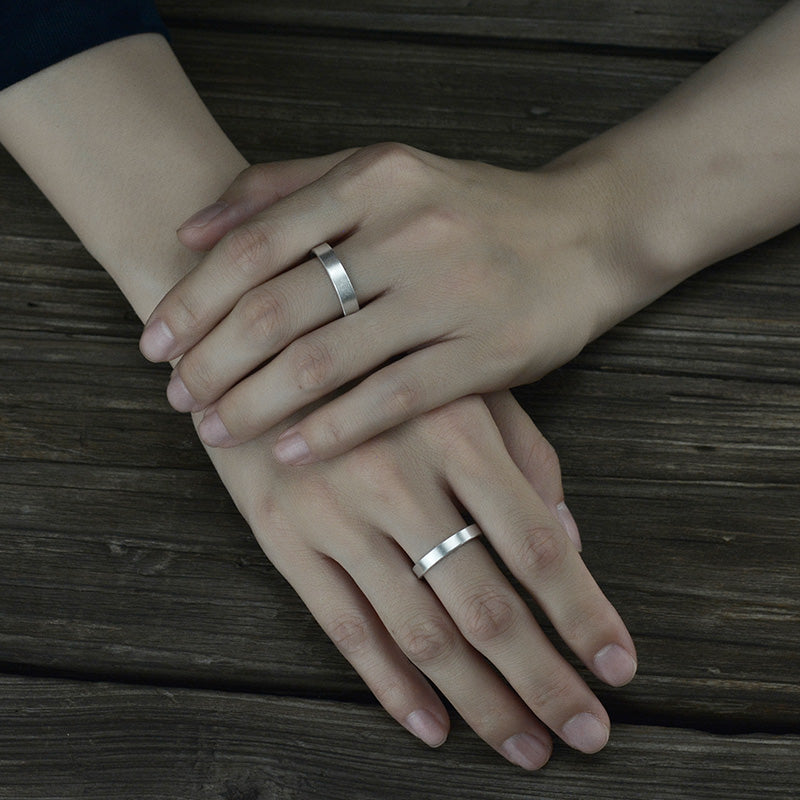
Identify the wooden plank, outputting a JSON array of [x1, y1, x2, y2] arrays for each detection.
[[1, 246, 798, 727], [157, 0, 787, 52], [0, 675, 797, 800], [1, 28, 798, 733]]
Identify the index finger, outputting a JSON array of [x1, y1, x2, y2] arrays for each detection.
[[176, 150, 358, 253]]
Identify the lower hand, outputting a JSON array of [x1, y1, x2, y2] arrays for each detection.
[[205, 390, 636, 769], [140, 144, 619, 462]]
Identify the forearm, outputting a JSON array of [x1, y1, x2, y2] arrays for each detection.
[[0, 34, 248, 320], [557, 0, 800, 320]]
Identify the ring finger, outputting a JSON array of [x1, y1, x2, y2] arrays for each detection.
[[168, 232, 426, 415]]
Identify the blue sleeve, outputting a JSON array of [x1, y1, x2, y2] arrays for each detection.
[[0, 1, 170, 91]]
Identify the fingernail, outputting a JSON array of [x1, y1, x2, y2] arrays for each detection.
[[166, 372, 200, 413], [177, 201, 228, 231], [594, 643, 637, 687], [198, 411, 234, 447], [500, 733, 551, 770], [140, 319, 176, 362], [404, 709, 448, 748], [273, 431, 313, 465], [561, 712, 609, 753], [556, 501, 582, 552]]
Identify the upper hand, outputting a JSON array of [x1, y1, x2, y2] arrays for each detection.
[[140, 144, 616, 462]]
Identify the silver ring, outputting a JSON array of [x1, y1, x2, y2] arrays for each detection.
[[412, 524, 483, 579], [311, 242, 359, 316]]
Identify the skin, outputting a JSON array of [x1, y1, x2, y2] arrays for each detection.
[[140, 0, 800, 465], [0, 34, 636, 768]]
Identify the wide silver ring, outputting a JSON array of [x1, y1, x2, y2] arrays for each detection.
[[311, 242, 359, 316], [412, 524, 483, 579]]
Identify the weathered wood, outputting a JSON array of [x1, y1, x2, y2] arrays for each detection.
[[0, 10, 798, 798], [1, 241, 798, 728], [1, 24, 798, 731], [157, 0, 787, 52], [0, 675, 797, 800]]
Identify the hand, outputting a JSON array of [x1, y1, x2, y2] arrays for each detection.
[[205, 390, 636, 769], [140, 144, 618, 462]]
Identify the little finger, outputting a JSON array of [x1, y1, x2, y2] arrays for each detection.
[[274, 338, 502, 464], [483, 391, 581, 551], [444, 428, 638, 689]]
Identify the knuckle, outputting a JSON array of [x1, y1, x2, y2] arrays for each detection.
[[343, 441, 396, 483], [410, 205, 467, 248], [512, 523, 568, 582], [423, 396, 491, 456], [227, 164, 264, 199], [459, 587, 519, 645], [237, 285, 287, 345], [244, 163, 275, 194], [562, 601, 610, 649], [427, 395, 487, 432], [534, 437, 561, 479], [342, 142, 427, 196], [364, 141, 423, 177], [451, 256, 495, 303], [327, 611, 373, 658], [240, 491, 280, 534], [492, 319, 529, 369], [224, 220, 279, 280], [380, 372, 425, 421], [288, 336, 337, 394], [251, 492, 279, 525], [166, 289, 205, 338], [525, 673, 576, 714], [519, 430, 561, 485], [293, 471, 342, 516], [395, 614, 458, 667], [369, 675, 409, 715], [307, 408, 349, 453]]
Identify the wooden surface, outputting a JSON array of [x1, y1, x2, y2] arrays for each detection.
[[1, 3, 798, 798], [1, 677, 798, 800]]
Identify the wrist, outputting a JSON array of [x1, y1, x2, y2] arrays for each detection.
[[0, 34, 248, 322], [540, 133, 696, 339]]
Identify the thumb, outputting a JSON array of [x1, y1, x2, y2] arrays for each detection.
[[176, 148, 357, 251], [484, 391, 582, 552]]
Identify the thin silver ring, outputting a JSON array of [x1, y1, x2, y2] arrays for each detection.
[[412, 524, 483, 579], [311, 242, 359, 316]]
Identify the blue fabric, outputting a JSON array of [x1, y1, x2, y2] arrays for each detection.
[[0, 1, 169, 91]]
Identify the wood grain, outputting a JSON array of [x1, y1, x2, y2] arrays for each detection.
[[1, 218, 797, 729], [0, 675, 797, 800], [0, 7, 798, 797], [157, 0, 787, 52]]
